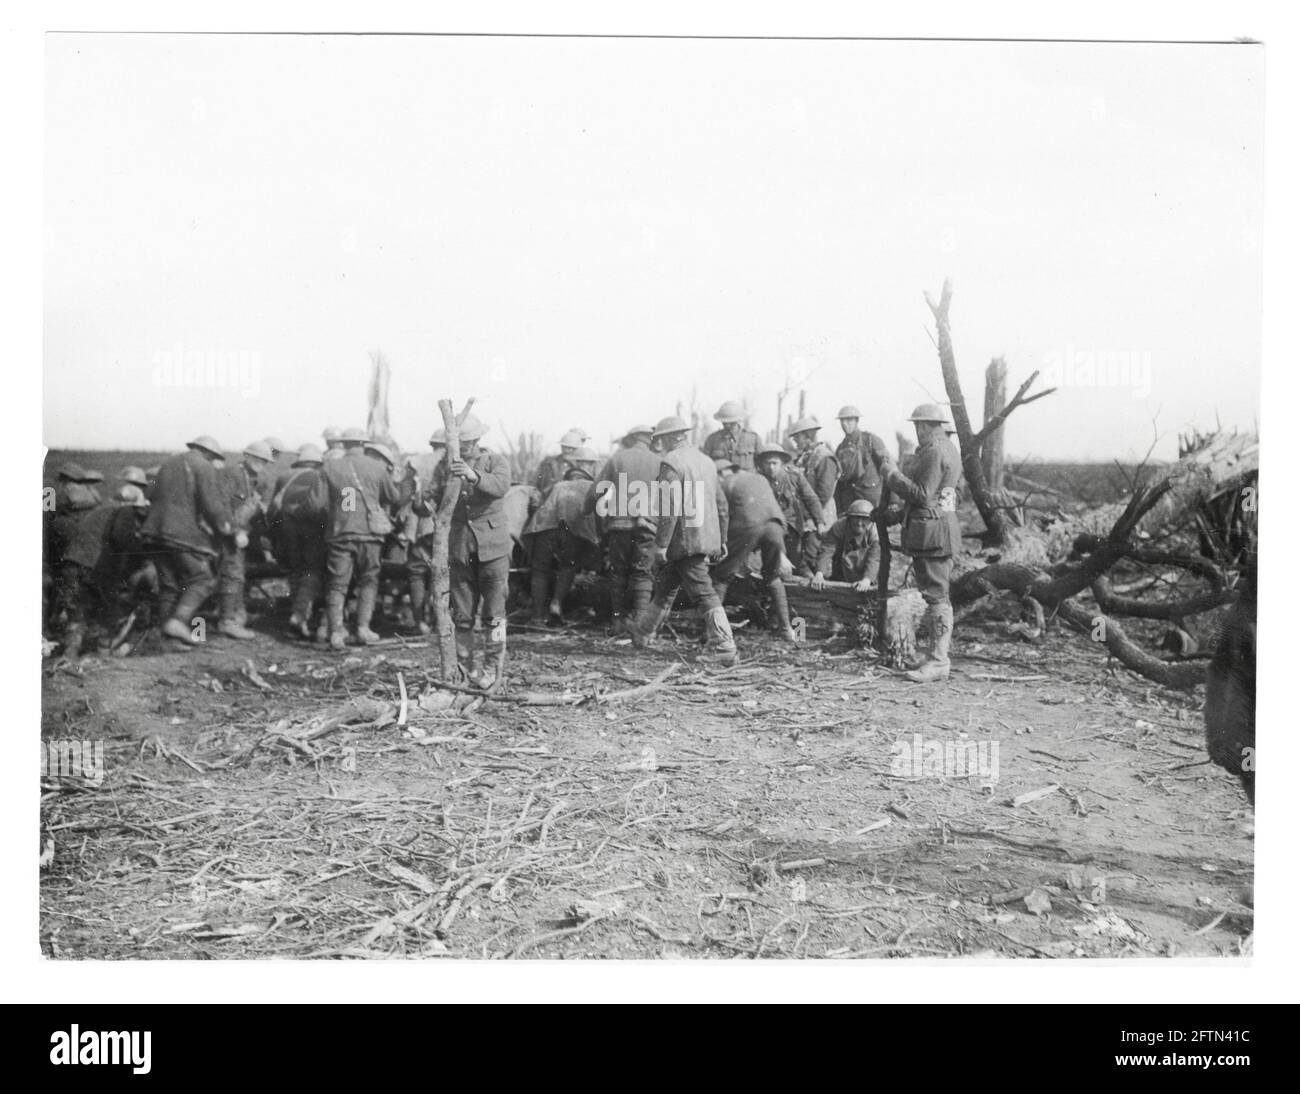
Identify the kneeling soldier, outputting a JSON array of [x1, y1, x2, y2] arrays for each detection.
[[809, 499, 881, 592]]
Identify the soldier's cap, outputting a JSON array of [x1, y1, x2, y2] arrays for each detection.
[[907, 403, 951, 424], [364, 440, 396, 466], [624, 424, 654, 440], [714, 400, 744, 423], [119, 465, 150, 488], [789, 415, 821, 436], [57, 461, 90, 482], [186, 435, 225, 459], [263, 436, 288, 454], [713, 457, 739, 473], [428, 427, 447, 446], [835, 405, 861, 420], [458, 415, 489, 442], [845, 500, 875, 520], [323, 425, 343, 443], [243, 440, 274, 463], [652, 415, 690, 439], [292, 443, 324, 467], [559, 428, 586, 449], [757, 442, 792, 462], [115, 484, 149, 508], [341, 426, 369, 443], [81, 469, 105, 483]]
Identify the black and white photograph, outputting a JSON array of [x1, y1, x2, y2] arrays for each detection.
[[18, 6, 1294, 1016]]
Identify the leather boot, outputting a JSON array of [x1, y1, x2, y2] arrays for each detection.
[[455, 628, 474, 682], [327, 592, 348, 651], [62, 623, 85, 660], [164, 583, 209, 647], [549, 569, 575, 625], [607, 583, 627, 636], [293, 571, 321, 639], [218, 591, 255, 639], [766, 578, 797, 641], [480, 618, 507, 689], [355, 584, 380, 644], [530, 571, 550, 625], [906, 602, 951, 682], [700, 605, 738, 666], [627, 597, 672, 649], [408, 574, 431, 635]]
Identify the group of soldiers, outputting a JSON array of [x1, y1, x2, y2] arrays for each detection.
[[43, 398, 963, 686]]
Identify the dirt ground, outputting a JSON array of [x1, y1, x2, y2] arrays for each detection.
[[39, 605, 1254, 961]]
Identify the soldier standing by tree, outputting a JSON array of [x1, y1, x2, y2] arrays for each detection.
[[872, 404, 963, 683], [416, 416, 512, 685]]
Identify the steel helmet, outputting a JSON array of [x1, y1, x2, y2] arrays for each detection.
[[293, 443, 324, 467], [115, 484, 149, 507], [569, 446, 598, 462], [907, 403, 950, 424], [714, 400, 745, 423], [340, 426, 369, 443], [624, 424, 654, 440], [757, 442, 792, 462], [364, 441, 396, 466], [789, 416, 820, 436], [242, 440, 274, 463], [565, 426, 591, 441], [846, 500, 875, 520], [119, 465, 149, 488], [651, 415, 690, 439], [428, 427, 447, 446], [458, 416, 489, 442], [263, 436, 288, 454], [56, 462, 89, 482], [82, 469, 105, 484], [713, 457, 739, 473], [186, 435, 224, 459], [559, 428, 586, 449], [323, 425, 343, 443], [835, 405, 861, 420]]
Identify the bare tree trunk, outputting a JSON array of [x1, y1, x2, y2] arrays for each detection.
[[981, 356, 1007, 493], [1056, 599, 1204, 690], [924, 280, 1054, 546], [431, 397, 476, 681], [874, 485, 893, 649]]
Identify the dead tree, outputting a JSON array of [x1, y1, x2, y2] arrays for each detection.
[[924, 280, 1055, 546], [981, 357, 1007, 492], [430, 396, 476, 681]]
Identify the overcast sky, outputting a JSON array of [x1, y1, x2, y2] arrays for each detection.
[[44, 34, 1262, 460]]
